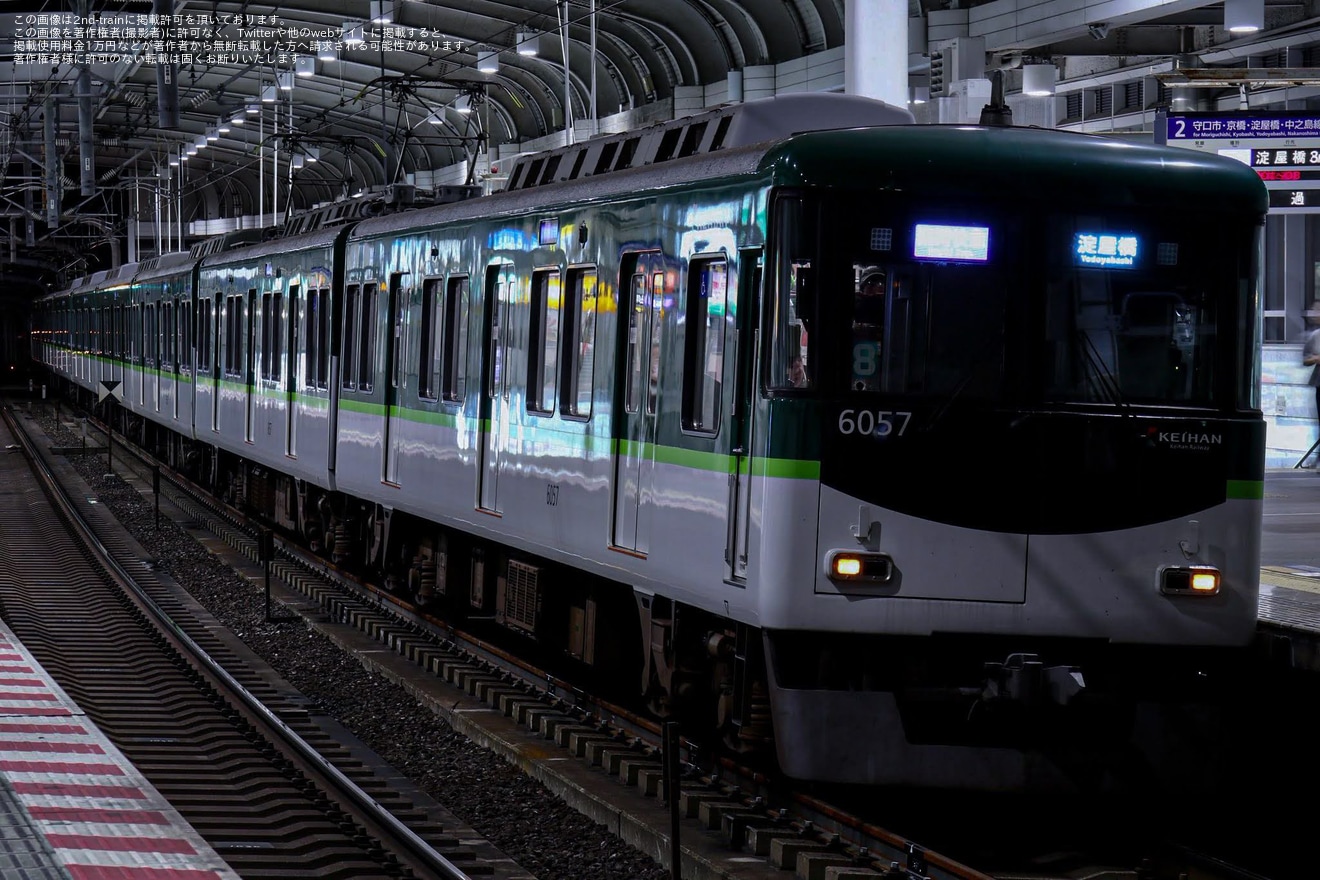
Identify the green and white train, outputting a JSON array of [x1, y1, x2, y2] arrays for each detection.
[[32, 93, 1269, 790]]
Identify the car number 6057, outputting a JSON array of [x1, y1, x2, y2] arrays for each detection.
[[838, 409, 912, 436]]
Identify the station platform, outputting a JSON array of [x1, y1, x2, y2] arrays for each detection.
[[0, 620, 238, 880], [1257, 468, 1320, 670]]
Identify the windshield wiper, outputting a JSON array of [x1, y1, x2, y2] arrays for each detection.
[[1077, 329, 1131, 415]]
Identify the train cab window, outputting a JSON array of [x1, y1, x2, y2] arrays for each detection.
[[769, 195, 816, 391], [419, 278, 440, 400], [528, 269, 561, 414], [1043, 261, 1218, 406], [442, 276, 469, 403], [849, 267, 886, 392], [561, 267, 598, 418], [682, 258, 727, 434]]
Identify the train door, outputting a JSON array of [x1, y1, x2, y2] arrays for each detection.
[[286, 284, 300, 456], [245, 287, 256, 443], [172, 297, 182, 421], [211, 296, 222, 432], [383, 272, 407, 484], [611, 252, 666, 554], [476, 262, 513, 513], [725, 250, 762, 582]]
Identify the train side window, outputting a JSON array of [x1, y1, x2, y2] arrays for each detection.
[[419, 278, 440, 400], [682, 257, 727, 434], [305, 288, 327, 390], [316, 288, 331, 389], [359, 283, 377, 392], [161, 300, 173, 370], [648, 271, 664, 415], [266, 292, 283, 383], [389, 276, 406, 392], [441, 275, 469, 403], [625, 273, 646, 414], [196, 298, 212, 373], [145, 302, 157, 368], [561, 267, 598, 418], [224, 295, 242, 377], [342, 284, 360, 390], [261, 293, 274, 381], [178, 298, 191, 374], [528, 269, 561, 414], [285, 286, 297, 388]]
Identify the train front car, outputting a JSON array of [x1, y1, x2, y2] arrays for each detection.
[[755, 125, 1267, 791]]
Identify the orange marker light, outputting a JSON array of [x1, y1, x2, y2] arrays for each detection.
[[833, 556, 862, 577], [1191, 571, 1219, 592]]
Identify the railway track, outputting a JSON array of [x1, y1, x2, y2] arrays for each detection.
[[11, 396, 1287, 880], [0, 401, 527, 880]]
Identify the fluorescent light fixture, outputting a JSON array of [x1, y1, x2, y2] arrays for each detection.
[[517, 29, 541, 56], [195, 134, 208, 149], [909, 85, 929, 104], [217, 117, 230, 133], [205, 126, 218, 142], [1022, 63, 1057, 96], [343, 21, 365, 45], [292, 153, 305, 170], [370, 0, 392, 24], [231, 110, 246, 126], [477, 48, 499, 74], [455, 93, 471, 114], [246, 103, 259, 114], [1225, 0, 1263, 33], [306, 146, 320, 163], [261, 84, 277, 103], [295, 55, 316, 77], [168, 153, 179, 166], [317, 42, 337, 62], [277, 70, 293, 91]]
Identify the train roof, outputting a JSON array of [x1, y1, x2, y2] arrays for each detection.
[[762, 124, 1269, 213], [198, 225, 345, 271], [349, 92, 915, 241], [132, 251, 197, 285]]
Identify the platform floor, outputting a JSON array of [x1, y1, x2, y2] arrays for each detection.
[[0, 620, 238, 880]]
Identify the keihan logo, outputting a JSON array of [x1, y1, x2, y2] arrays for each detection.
[[1147, 427, 1222, 450]]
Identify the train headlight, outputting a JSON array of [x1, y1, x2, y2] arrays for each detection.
[[827, 551, 894, 584], [1160, 565, 1221, 597]]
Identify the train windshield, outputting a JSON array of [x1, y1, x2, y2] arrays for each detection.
[[771, 194, 1256, 409]]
